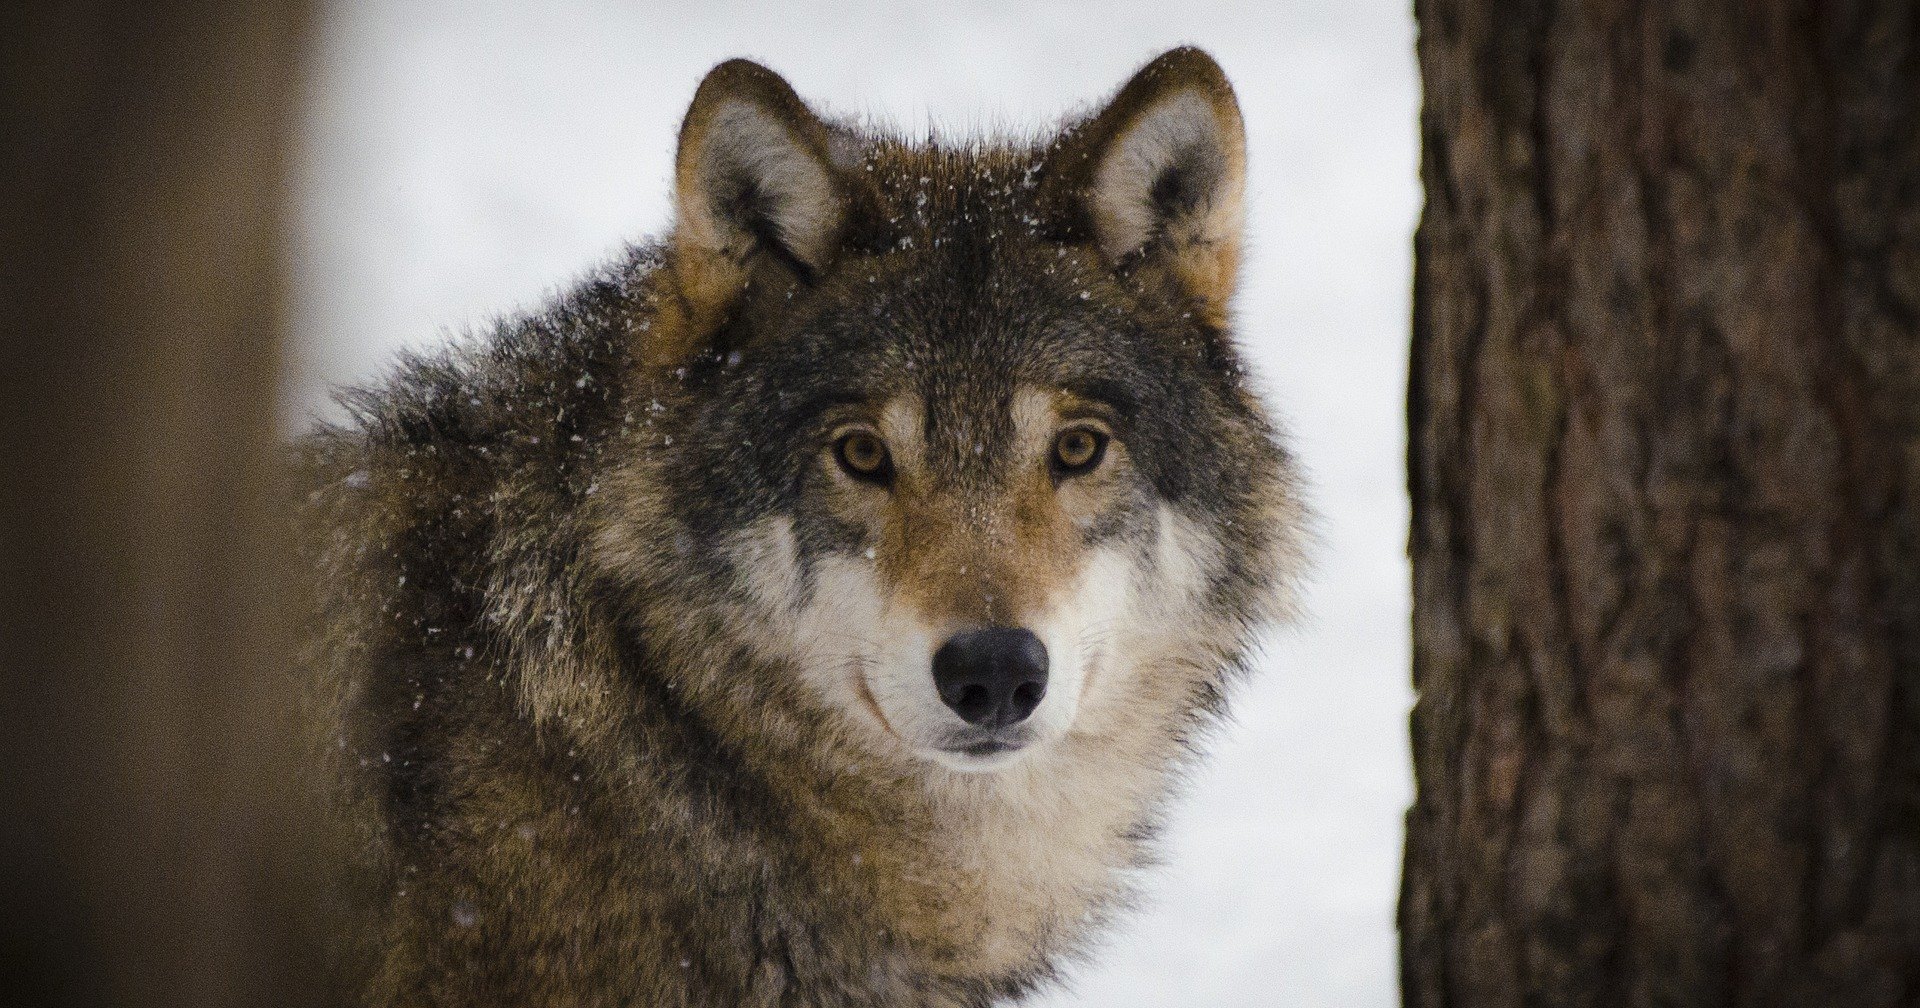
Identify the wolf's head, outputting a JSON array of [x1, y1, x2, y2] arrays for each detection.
[[593, 49, 1303, 779]]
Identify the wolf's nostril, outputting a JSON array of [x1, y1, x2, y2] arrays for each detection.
[[955, 683, 993, 722], [1010, 681, 1043, 720], [931, 627, 1050, 729]]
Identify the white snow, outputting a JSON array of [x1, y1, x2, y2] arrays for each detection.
[[292, 3, 1418, 1005]]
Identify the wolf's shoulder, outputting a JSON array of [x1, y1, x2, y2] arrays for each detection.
[[297, 242, 669, 624], [302, 243, 663, 500]]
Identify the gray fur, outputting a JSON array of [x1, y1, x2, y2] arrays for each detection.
[[304, 47, 1303, 1007]]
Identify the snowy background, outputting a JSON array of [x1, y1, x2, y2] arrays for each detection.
[[291, 2, 1418, 1004]]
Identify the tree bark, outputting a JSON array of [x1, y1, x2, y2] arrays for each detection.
[[1404, 3, 1920, 1007], [0, 3, 323, 1006]]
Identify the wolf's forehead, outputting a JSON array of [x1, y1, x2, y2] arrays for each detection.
[[876, 386, 1060, 472], [858, 141, 1052, 238]]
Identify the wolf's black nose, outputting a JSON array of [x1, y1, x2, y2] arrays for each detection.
[[932, 628, 1049, 728]]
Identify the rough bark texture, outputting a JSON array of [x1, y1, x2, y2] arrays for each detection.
[[0, 3, 323, 1006], [1404, 3, 1920, 1007]]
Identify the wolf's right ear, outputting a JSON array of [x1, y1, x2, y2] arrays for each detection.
[[660, 59, 855, 364]]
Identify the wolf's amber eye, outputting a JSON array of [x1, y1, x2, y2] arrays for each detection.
[[834, 431, 892, 483], [1052, 428, 1107, 475]]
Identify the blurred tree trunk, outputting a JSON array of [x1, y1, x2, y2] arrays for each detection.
[[0, 3, 323, 1007], [1403, 3, 1920, 1007]]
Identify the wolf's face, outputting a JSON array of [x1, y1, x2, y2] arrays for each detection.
[[601, 51, 1299, 778], [713, 248, 1256, 772]]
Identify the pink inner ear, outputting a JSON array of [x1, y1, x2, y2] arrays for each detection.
[[1089, 88, 1240, 261], [681, 101, 843, 271], [1082, 85, 1246, 324]]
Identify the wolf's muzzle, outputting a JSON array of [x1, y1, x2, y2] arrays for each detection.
[[931, 627, 1048, 729]]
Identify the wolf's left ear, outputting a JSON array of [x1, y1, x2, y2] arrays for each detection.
[[1046, 48, 1247, 324], [661, 59, 857, 363]]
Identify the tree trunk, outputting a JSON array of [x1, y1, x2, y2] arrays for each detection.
[[0, 3, 323, 1006], [1403, 3, 1920, 1007]]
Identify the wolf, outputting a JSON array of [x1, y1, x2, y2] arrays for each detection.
[[304, 46, 1305, 1007]]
